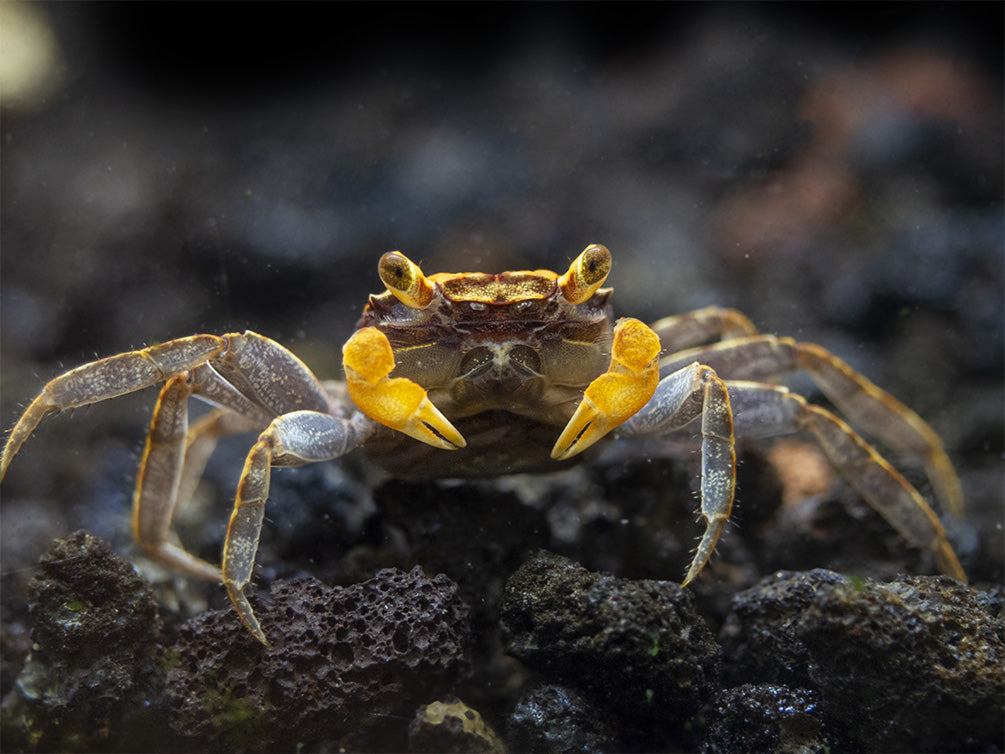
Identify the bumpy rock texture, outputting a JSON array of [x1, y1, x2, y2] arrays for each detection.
[[166, 568, 471, 752], [501, 550, 720, 746], [507, 684, 621, 754], [1, 531, 173, 753], [704, 684, 841, 754], [720, 569, 1004, 752], [375, 480, 550, 631]]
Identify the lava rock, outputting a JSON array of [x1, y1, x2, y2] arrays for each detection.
[[0, 530, 172, 753], [166, 567, 471, 752], [719, 568, 847, 688], [408, 698, 506, 753], [500, 550, 719, 744], [507, 684, 621, 754], [720, 569, 1004, 752], [375, 480, 549, 629], [704, 683, 842, 754]]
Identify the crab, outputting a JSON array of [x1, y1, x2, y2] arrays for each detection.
[[1, 244, 966, 645]]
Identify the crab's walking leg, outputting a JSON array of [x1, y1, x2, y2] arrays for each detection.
[[132, 375, 221, 580], [1, 335, 228, 479], [650, 306, 759, 353], [132, 374, 268, 581], [175, 408, 268, 520], [343, 327, 465, 450], [224, 409, 373, 646], [660, 335, 963, 517], [618, 362, 737, 584], [552, 318, 662, 460], [727, 381, 966, 581], [130, 336, 316, 582]]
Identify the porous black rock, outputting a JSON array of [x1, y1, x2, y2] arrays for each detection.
[[507, 684, 621, 754], [500, 550, 719, 745], [720, 569, 1004, 752], [166, 567, 471, 752], [704, 683, 842, 754], [1, 530, 171, 752]]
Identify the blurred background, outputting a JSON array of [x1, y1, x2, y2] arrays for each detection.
[[1, 4, 1001, 590]]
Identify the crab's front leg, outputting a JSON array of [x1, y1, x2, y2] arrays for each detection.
[[617, 361, 737, 584], [551, 318, 662, 460], [342, 326, 465, 449], [224, 409, 374, 645], [552, 318, 736, 582]]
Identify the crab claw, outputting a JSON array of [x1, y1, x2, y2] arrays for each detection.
[[343, 327, 465, 450], [552, 317, 661, 460]]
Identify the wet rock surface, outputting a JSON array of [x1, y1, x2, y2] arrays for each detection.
[[720, 569, 1005, 752], [375, 480, 550, 633], [4, 531, 1004, 752], [704, 684, 841, 754], [165, 568, 471, 752], [1, 531, 174, 753], [500, 550, 720, 747], [507, 684, 621, 754]]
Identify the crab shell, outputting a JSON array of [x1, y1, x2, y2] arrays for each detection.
[[356, 259, 617, 477]]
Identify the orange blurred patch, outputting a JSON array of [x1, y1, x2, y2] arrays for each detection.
[[766, 439, 836, 506]]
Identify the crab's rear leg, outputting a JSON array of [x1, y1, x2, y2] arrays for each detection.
[[650, 306, 759, 352], [132, 375, 221, 580], [726, 381, 965, 581], [617, 362, 737, 584], [660, 335, 963, 518], [1, 335, 228, 479], [224, 409, 373, 645], [132, 371, 267, 581]]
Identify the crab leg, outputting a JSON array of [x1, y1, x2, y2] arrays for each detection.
[[1, 335, 228, 479], [132, 375, 221, 581], [224, 409, 373, 645], [129, 333, 333, 579], [659, 335, 963, 517], [551, 318, 662, 460], [174, 408, 267, 519], [618, 362, 737, 584], [650, 306, 759, 353], [727, 381, 966, 581], [343, 326, 465, 450], [133, 392, 265, 582]]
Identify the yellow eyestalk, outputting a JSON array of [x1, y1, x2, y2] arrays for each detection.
[[558, 244, 612, 305], [379, 251, 435, 309]]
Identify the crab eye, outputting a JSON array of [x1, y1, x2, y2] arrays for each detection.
[[378, 251, 434, 309], [559, 244, 612, 304]]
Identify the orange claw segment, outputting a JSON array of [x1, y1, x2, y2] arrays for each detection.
[[552, 317, 661, 460], [343, 327, 465, 450]]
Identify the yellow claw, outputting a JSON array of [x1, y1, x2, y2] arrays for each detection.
[[343, 327, 465, 450], [552, 317, 661, 460]]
